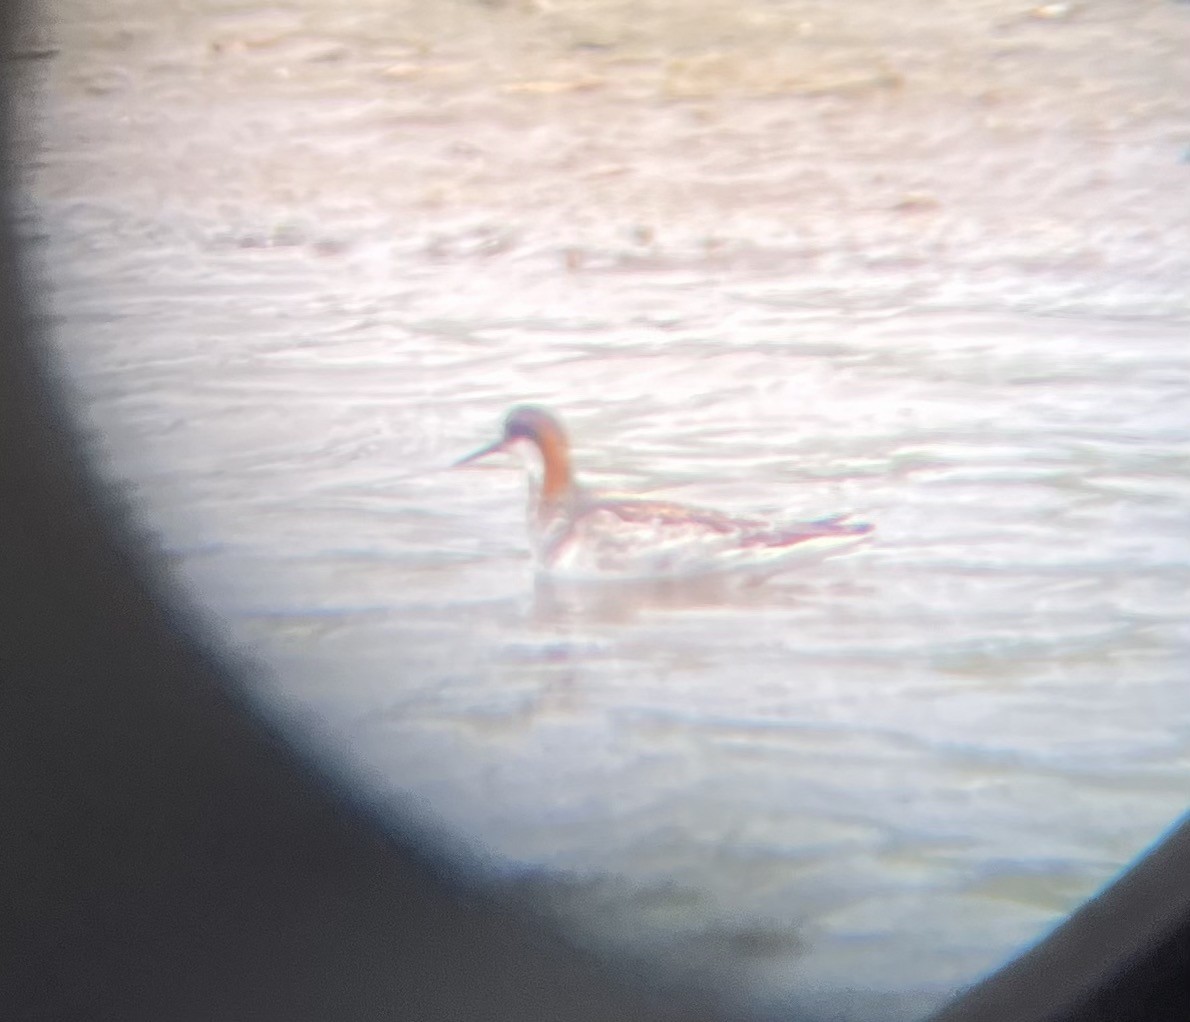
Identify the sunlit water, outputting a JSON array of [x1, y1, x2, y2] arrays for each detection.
[[15, 0, 1190, 1018]]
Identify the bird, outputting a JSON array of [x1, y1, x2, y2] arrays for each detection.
[[454, 405, 873, 580]]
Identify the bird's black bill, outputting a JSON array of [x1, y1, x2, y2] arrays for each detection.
[[452, 439, 507, 467]]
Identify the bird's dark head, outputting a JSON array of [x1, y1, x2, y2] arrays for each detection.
[[454, 405, 570, 471], [502, 405, 566, 447]]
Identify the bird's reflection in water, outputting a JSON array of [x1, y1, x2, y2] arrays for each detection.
[[529, 565, 857, 625]]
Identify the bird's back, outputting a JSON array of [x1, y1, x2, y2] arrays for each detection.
[[538, 494, 871, 580]]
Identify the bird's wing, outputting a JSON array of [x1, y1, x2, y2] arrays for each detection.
[[546, 498, 871, 577]]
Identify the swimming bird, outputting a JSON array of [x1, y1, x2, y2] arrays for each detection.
[[455, 405, 872, 580]]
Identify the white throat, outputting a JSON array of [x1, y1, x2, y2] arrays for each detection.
[[508, 438, 545, 506]]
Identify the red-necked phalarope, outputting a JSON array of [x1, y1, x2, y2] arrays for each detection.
[[455, 405, 873, 579]]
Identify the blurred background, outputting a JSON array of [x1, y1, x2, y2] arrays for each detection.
[[12, 0, 1190, 1018]]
